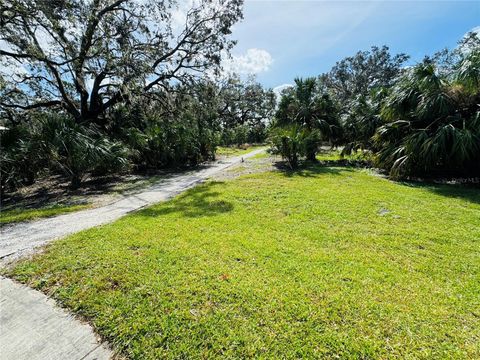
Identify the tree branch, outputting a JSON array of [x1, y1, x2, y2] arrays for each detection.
[[0, 100, 62, 110]]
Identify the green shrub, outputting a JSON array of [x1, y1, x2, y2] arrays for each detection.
[[268, 126, 321, 169], [220, 123, 267, 146], [0, 123, 45, 193], [274, 78, 341, 161], [111, 101, 217, 170], [40, 115, 130, 188], [374, 54, 480, 178]]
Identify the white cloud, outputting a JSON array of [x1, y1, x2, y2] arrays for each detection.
[[223, 48, 273, 75], [273, 83, 293, 99]]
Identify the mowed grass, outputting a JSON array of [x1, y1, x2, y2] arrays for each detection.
[[7, 166, 480, 359], [0, 203, 90, 225]]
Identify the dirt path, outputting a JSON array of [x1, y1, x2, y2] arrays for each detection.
[[0, 148, 265, 264], [0, 148, 264, 360]]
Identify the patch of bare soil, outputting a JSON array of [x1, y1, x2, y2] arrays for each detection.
[[1, 171, 176, 212]]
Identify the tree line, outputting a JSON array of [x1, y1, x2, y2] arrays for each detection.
[[270, 34, 480, 179], [1, 76, 275, 191], [1, 0, 276, 192], [1, 1, 479, 195]]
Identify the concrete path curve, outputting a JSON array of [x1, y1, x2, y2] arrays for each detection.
[[0, 148, 264, 360], [0, 277, 112, 360]]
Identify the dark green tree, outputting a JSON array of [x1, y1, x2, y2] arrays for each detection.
[[218, 76, 275, 145], [321, 46, 409, 104], [320, 46, 409, 154], [274, 77, 341, 161]]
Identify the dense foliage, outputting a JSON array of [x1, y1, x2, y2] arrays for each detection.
[[318, 46, 409, 155], [1, 78, 273, 191], [273, 34, 480, 177], [269, 126, 315, 169], [269, 77, 341, 165], [0, 1, 278, 193], [1, 0, 478, 192], [218, 77, 276, 145], [374, 51, 480, 178]]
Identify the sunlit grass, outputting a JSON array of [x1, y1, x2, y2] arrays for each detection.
[[0, 203, 90, 225], [250, 151, 270, 160], [7, 165, 480, 359]]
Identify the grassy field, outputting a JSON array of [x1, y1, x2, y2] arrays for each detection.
[[0, 203, 90, 225], [0, 148, 263, 226], [6, 165, 480, 359]]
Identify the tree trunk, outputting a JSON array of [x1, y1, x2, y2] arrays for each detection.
[[70, 174, 82, 190], [306, 151, 317, 162]]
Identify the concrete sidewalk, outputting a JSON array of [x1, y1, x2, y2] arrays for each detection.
[[0, 148, 264, 360], [0, 277, 112, 360]]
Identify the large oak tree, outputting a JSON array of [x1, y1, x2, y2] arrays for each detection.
[[0, 0, 243, 125]]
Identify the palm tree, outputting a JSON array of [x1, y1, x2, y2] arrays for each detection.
[[374, 51, 480, 178], [341, 89, 387, 155], [275, 77, 341, 161]]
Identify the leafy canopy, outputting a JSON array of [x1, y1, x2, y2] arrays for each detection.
[[0, 0, 243, 124]]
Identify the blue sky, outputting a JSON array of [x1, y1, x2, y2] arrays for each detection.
[[227, 0, 479, 89]]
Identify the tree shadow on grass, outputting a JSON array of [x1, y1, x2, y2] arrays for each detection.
[[274, 159, 480, 205], [274, 161, 357, 178], [398, 180, 480, 206], [136, 182, 234, 219]]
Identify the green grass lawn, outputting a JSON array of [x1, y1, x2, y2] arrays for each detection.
[[215, 145, 264, 157], [6, 166, 480, 359], [250, 151, 271, 160], [0, 203, 90, 225]]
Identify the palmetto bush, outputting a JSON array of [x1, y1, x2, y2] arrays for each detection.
[[0, 123, 46, 193], [269, 126, 322, 169], [374, 52, 480, 178], [111, 100, 218, 170], [1, 114, 131, 191], [341, 89, 387, 156], [40, 114, 131, 188]]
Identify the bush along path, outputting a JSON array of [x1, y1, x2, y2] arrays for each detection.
[[0, 148, 265, 360]]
